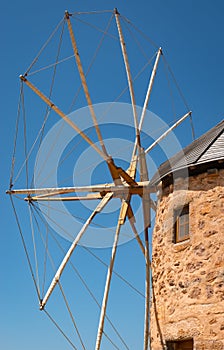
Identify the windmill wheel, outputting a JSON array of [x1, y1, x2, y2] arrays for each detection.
[[7, 9, 192, 350]]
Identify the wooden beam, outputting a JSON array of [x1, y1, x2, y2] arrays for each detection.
[[40, 193, 112, 310], [65, 11, 109, 157], [20, 75, 109, 162]]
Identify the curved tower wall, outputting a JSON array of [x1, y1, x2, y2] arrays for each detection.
[[150, 168, 224, 349]]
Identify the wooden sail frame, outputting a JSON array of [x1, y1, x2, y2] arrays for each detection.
[[6, 8, 193, 350]]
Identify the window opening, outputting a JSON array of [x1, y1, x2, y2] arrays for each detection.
[[166, 338, 193, 350], [174, 204, 189, 243]]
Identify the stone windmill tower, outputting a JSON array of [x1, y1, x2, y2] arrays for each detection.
[[150, 120, 224, 350]]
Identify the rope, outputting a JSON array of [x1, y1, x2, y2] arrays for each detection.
[[162, 54, 195, 140], [68, 260, 130, 350], [37, 18, 65, 147], [120, 15, 158, 49], [31, 201, 150, 298], [73, 15, 117, 41], [41, 205, 49, 299], [83, 246, 145, 299], [43, 309, 78, 350], [163, 56, 177, 119], [29, 203, 57, 300], [71, 10, 114, 15], [68, 13, 115, 113], [49, 53, 156, 186], [14, 14, 157, 188], [58, 282, 86, 350], [31, 19, 66, 187], [9, 196, 41, 302], [21, 85, 29, 188], [13, 14, 113, 187], [29, 202, 148, 349], [122, 17, 152, 61], [26, 15, 116, 77], [12, 108, 51, 186], [46, 225, 130, 349], [28, 203, 41, 297], [36, 200, 133, 241], [27, 54, 75, 76], [9, 82, 23, 189], [103, 332, 121, 350], [29, 206, 86, 349], [32, 202, 145, 297], [31, 203, 130, 349], [25, 17, 65, 76]]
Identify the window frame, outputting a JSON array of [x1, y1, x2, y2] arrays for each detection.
[[174, 204, 190, 243]]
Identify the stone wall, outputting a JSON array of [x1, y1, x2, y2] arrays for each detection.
[[150, 168, 224, 349]]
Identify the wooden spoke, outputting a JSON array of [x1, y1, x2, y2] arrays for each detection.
[[65, 11, 109, 157], [7, 8, 195, 350], [138, 48, 162, 132], [28, 194, 104, 201], [95, 197, 130, 350], [20, 75, 109, 162], [40, 193, 113, 310], [139, 146, 151, 350], [115, 9, 140, 149], [128, 217, 145, 255], [131, 48, 162, 159], [7, 182, 154, 198], [145, 111, 192, 154]]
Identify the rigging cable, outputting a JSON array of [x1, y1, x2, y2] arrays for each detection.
[[15, 13, 157, 188], [31, 18, 66, 188], [9, 196, 41, 302], [121, 15, 159, 49], [28, 203, 41, 297], [162, 54, 195, 140], [28, 54, 75, 76], [36, 200, 133, 241], [121, 16, 152, 61], [39, 13, 156, 186], [30, 204, 86, 350], [68, 13, 115, 113], [71, 10, 114, 15], [54, 53, 157, 186], [42, 204, 49, 299], [162, 55, 177, 120], [27, 14, 117, 77], [30, 203, 129, 349], [32, 203, 145, 298], [9, 82, 23, 189], [29, 201, 49, 299], [72, 14, 117, 41], [43, 309, 78, 350], [58, 281, 87, 350], [25, 17, 65, 76], [35, 195, 152, 250], [21, 85, 29, 188], [25, 13, 115, 188]]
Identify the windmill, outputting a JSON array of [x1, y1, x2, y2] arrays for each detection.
[[7, 9, 192, 350]]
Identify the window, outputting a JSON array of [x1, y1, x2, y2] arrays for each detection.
[[174, 205, 189, 243], [166, 339, 193, 350]]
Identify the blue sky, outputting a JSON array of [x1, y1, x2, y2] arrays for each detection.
[[1, 1, 224, 350]]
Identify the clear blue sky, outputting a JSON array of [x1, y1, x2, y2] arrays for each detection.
[[1, 1, 224, 350]]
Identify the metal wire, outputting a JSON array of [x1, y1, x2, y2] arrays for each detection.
[[9, 196, 41, 302], [162, 54, 195, 140], [9, 82, 23, 189], [43, 309, 78, 350], [25, 17, 65, 76], [31, 203, 131, 349]]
